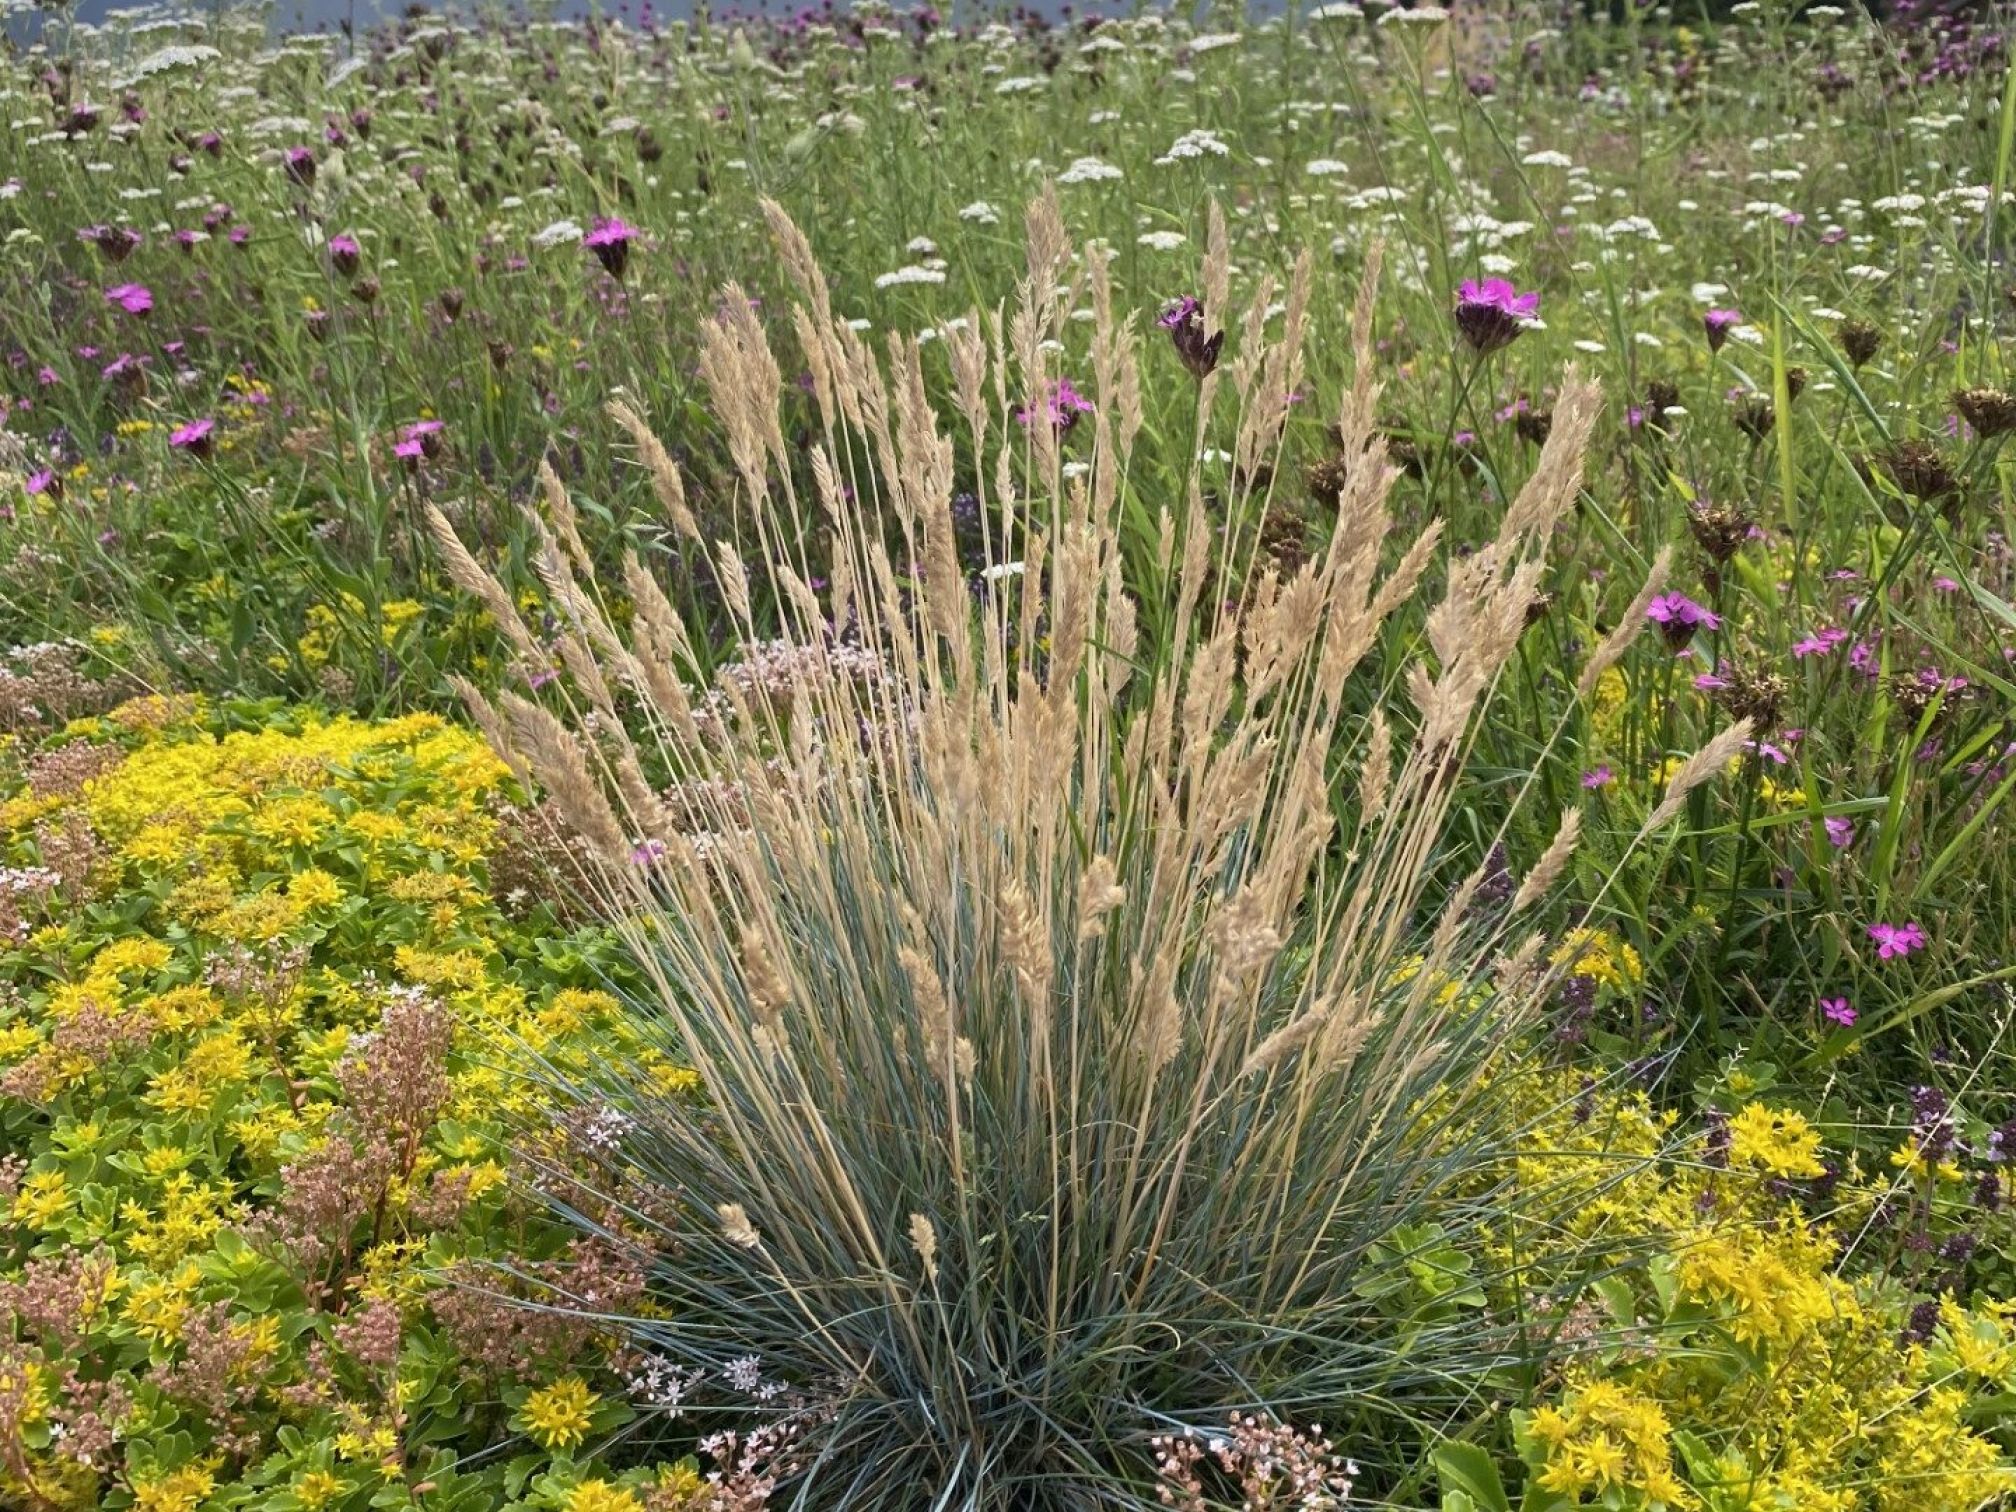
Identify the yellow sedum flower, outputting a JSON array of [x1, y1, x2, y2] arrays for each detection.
[[521, 1374, 600, 1451], [565, 1480, 644, 1512], [1726, 1103, 1826, 1179]]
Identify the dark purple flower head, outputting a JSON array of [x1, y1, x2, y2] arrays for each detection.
[[1454, 278, 1539, 354], [105, 283, 153, 316], [583, 216, 637, 279], [283, 146, 317, 186], [1158, 296, 1223, 380], [198, 130, 224, 156], [169, 417, 215, 459], [78, 224, 143, 263], [1703, 308, 1742, 352], [1644, 592, 1720, 649], [63, 102, 101, 136], [327, 234, 362, 278]]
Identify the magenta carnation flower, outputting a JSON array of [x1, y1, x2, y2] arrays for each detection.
[[1016, 377, 1096, 434], [401, 418, 445, 459], [1158, 296, 1223, 379], [1454, 277, 1539, 354], [583, 216, 637, 279], [105, 283, 153, 316], [1820, 996, 1856, 1027], [327, 234, 362, 277], [1645, 592, 1720, 649], [1703, 308, 1743, 352], [169, 417, 215, 459], [1866, 921, 1926, 961]]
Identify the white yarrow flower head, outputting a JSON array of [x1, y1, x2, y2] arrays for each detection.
[[1188, 31, 1243, 53], [1058, 157, 1123, 185], [1522, 149, 1574, 169], [532, 218, 586, 248], [958, 201, 1000, 225], [1380, 4, 1449, 24], [875, 265, 947, 289], [1137, 230, 1188, 251], [1310, 2, 1364, 19], [1306, 159, 1350, 177], [1156, 128, 1230, 165], [994, 75, 1047, 94]]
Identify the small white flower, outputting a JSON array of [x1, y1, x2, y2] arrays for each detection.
[[958, 201, 1000, 225], [1188, 31, 1243, 53], [1378, 3, 1448, 23], [906, 236, 939, 256], [1306, 158, 1350, 177], [1521, 150, 1574, 169], [994, 75, 1047, 95], [982, 561, 1027, 583], [1573, 339, 1606, 354], [1137, 230, 1188, 251]]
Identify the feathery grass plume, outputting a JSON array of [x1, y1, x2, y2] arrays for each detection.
[[424, 503, 543, 665], [606, 396, 700, 541], [1577, 546, 1673, 698], [443, 196, 1632, 1508], [1513, 808, 1582, 913], [1647, 720, 1756, 832]]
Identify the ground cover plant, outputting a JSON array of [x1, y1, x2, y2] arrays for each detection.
[[3, 0, 2016, 1505]]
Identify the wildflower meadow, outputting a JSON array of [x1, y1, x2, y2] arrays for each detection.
[[3, 0, 2016, 1507]]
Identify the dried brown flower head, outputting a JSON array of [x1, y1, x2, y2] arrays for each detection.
[[1955, 386, 2016, 439], [1733, 393, 1775, 439], [1878, 439, 1960, 502], [1515, 405, 1553, 448], [1711, 664, 1789, 733], [1686, 499, 1754, 565], [1304, 451, 1353, 506], [1838, 319, 1882, 368]]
